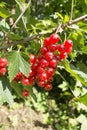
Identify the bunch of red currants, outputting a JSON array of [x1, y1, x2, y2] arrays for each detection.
[[0, 58, 8, 76], [13, 33, 73, 96], [29, 33, 73, 91]]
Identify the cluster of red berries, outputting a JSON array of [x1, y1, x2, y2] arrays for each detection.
[[13, 33, 73, 97], [0, 58, 8, 76]]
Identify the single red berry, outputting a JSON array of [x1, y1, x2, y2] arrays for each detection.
[[46, 67, 55, 76], [60, 52, 67, 60], [13, 72, 23, 82], [38, 72, 47, 81], [29, 54, 36, 64], [45, 52, 54, 61], [40, 59, 49, 68], [64, 40, 73, 48], [40, 46, 48, 55], [22, 90, 29, 97], [45, 83, 52, 91], [31, 62, 38, 70], [37, 66, 45, 74], [65, 46, 72, 53], [38, 80, 46, 87], [0, 58, 8, 68], [57, 44, 65, 53], [29, 69, 36, 77], [0, 67, 7, 76], [49, 59, 57, 68], [55, 55, 60, 61], [44, 37, 50, 47], [49, 33, 60, 44], [29, 76, 36, 86], [47, 76, 53, 82], [22, 77, 30, 86], [49, 44, 57, 52]]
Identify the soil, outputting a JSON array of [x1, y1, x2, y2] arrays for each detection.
[[0, 104, 53, 130]]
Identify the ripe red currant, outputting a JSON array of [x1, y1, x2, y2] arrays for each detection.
[[22, 90, 29, 97], [50, 33, 60, 44], [40, 59, 49, 68], [0, 67, 7, 76], [57, 44, 65, 53], [60, 52, 67, 60], [0, 58, 8, 68], [45, 52, 54, 61], [46, 67, 55, 76], [49, 44, 57, 52], [38, 72, 47, 81], [49, 59, 57, 68], [44, 37, 50, 47], [64, 40, 73, 48], [40, 46, 48, 55], [22, 77, 30, 86], [29, 54, 36, 64], [45, 83, 52, 91]]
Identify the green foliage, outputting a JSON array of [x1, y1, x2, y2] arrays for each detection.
[[0, 0, 87, 129], [0, 76, 14, 106], [7, 50, 30, 82]]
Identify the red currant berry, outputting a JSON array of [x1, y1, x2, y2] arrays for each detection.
[[31, 62, 38, 70], [49, 59, 57, 68], [50, 33, 60, 44], [0, 58, 8, 68], [37, 66, 44, 74], [57, 44, 65, 53], [38, 72, 47, 81], [40, 46, 48, 55], [44, 37, 50, 47], [29, 54, 36, 64], [49, 44, 57, 52], [29, 76, 35, 86], [64, 40, 73, 48], [65, 46, 72, 53], [22, 90, 29, 97], [47, 76, 53, 82], [45, 52, 54, 61], [55, 55, 60, 61], [40, 59, 49, 68], [46, 68, 55, 76], [60, 52, 67, 60], [38, 80, 46, 87], [22, 77, 30, 86], [0, 67, 7, 76], [45, 83, 52, 91], [13, 72, 23, 82]]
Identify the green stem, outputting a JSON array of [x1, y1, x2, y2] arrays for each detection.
[[70, 0, 74, 21]]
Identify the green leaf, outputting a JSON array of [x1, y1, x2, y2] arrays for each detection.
[[0, 6, 11, 18], [0, 19, 10, 32], [8, 32, 23, 40], [0, 76, 14, 105], [7, 51, 30, 82], [11, 82, 23, 98], [78, 93, 87, 106], [64, 60, 87, 86], [82, 46, 87, 54]]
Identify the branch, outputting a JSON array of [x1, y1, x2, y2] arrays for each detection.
[[11, 0, 31, 30], [69, 14, 87, 25]]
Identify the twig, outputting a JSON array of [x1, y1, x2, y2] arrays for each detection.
[[11, 0, 31, 30], [69, 14, 87, 25], [70, 0, 74, 21]]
